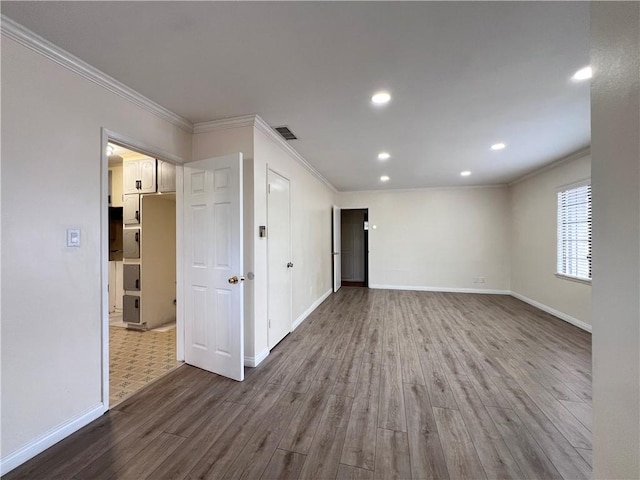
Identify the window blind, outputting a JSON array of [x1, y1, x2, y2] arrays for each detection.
[[557, 183, 592, 280]]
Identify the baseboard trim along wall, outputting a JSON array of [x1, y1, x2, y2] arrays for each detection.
[[369, 284, 591, 333], [0, 403, 105, 476], [370, 284, 511, 295], [244, 348, 269, 368], [292, 288, 333, 331], [510, 291, 592, 333]]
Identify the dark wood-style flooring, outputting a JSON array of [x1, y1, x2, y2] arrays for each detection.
[[5, 288, 592, 480]]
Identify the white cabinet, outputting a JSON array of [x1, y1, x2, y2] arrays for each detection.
[[123, 158, 157, 194], [157, 160, 176, 192], [123, 194, 140, 225]]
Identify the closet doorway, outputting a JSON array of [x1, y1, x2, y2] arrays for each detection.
[[340, 208, 369, 287]]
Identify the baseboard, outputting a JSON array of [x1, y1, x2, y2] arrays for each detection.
[[244, 348, 269, 368], [369, 284, 511, 295], [0, 403, 105, 476], [292, 288, 332, 331], [509, 291, 592, 333]]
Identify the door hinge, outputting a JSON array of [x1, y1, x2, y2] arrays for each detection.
[[268, 318, 271, 328], [268, 183, 271, 194]]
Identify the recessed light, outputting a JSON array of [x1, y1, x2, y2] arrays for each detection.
[[378, 152, 390, 160], [380, 175, 390, 182], [460, 171, 471, 177], [490, 143, 506, 150], [572, 66, 592, 81], [371, 91, 391, 105]]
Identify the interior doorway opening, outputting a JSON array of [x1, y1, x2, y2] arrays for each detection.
[[340, 208, 369, 288], [106, 141, 181, 406]]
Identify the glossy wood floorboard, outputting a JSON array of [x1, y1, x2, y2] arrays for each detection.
[[4, 288, 592, 480]]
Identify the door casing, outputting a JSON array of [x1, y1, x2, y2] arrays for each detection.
[[100, 128, 186, 411]]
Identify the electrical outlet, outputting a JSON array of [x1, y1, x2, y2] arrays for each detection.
[[478, 276, 485, 283]]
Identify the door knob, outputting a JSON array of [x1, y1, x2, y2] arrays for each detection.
[[287, 262, 294, 268], [228, 275, 245, 284]]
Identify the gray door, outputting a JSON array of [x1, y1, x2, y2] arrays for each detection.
[[123, 194, 140, 225], [123, 264, 140, 291], [157, 160, 176, 192], [138, 158, 157, 193], [123, 295, 140, 324], [122, 160, 140, 195], [123, 228, 140, 258]]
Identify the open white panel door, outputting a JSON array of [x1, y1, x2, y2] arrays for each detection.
[[332, 205, 341, 292], [183, 153, 244, 381]]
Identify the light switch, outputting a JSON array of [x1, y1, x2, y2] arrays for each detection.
[[66, 229, 81, 247]]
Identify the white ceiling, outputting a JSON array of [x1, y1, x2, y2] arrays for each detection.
[[2, 2, 591, 191]]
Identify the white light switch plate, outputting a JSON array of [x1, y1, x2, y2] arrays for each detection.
[[66, 229, 81, 247]]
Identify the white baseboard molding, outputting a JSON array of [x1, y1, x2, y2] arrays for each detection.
[[0, 403, 105, 476], [292, 289, 333, 331], [369, 284, 511, 295], [510, 291, 592, 333], [244, 348, 269, 368]]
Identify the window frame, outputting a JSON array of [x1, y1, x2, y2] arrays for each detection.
[[556, 179, 592, 284]]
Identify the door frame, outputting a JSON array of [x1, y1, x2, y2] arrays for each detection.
[[100, 128, 186, 411], [334, 206, 370, 289], [266, 166, 293, 348]]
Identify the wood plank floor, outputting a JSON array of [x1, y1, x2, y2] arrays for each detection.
[[4, 288, 592, 480]]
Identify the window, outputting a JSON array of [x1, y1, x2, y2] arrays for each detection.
[[557, 182, 592, 281]]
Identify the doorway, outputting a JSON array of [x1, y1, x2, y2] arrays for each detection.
[[105, 140, 180, 406], [340, 208, 369, 287]]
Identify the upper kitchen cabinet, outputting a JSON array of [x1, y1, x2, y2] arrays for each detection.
[[157, 160, 176, 193], [123, 158, 157, 194]]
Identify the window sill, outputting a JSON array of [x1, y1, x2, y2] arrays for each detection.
[[555, 273, 592, 285]]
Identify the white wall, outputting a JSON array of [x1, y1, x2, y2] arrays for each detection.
[[337, 187, 510, 292], [591, 3, 640, 478], [1, 37, 191, 466], [253, 128, 334, 351], [509, 153, 592, 327]]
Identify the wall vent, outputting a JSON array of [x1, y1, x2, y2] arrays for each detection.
[[274, 126, 298, 141]]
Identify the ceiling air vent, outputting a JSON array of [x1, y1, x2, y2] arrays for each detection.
[[274, 126, 298, 141]]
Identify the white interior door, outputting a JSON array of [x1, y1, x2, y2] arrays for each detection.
[[267, 170, 292, 349], [183, 153, 244, 381], [332, 205, 341, 292]]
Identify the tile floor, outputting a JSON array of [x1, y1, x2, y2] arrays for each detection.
[[109, 325, 180, 406]]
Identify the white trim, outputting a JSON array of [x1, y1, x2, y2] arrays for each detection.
[[100, 130, 110, 409], [101, 129, 188, 406], [370, 284, 511, 295], [244, 348, 269, 368], [0, 403, 105, 476], [509, 147, 591, 186], [193, 114, 257, 133], [292, 289, 333, 331], [1, 15, 193, 133], [194, 114, 338, 193], [555, 273, 592, 285], [104, 130, 186, 165], [555, 177, 591, 193], [253, 115, 337, 193], [340, 184, 508, 195], [510, 291, 592, 333]]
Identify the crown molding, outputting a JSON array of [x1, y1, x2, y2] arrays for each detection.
[[194, 114, 338, 193], [253, 115, 338, 193], [193, 115, 257, 134], [1, 15, 194, 133], [509, 146, 591, 186], [339, 183, 508, 195]]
